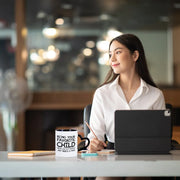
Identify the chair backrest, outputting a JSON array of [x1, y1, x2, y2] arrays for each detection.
[[83, 104, 92, 137], [166, 103, 173, 138]]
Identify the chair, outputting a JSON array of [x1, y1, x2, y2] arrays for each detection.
[[83, 104, 92, 137], [166, 103, 179, 149]]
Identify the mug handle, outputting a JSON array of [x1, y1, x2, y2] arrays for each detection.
[[78, 134, 90, 151]]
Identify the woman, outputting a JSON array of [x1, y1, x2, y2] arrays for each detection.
[[87, 34, 165, 180]]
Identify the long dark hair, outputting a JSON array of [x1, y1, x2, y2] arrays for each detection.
[[101, 34, 157, 87]]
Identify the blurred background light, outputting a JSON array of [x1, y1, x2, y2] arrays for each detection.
[[42, 27, 59, 39], [83, 48, 92, 56]]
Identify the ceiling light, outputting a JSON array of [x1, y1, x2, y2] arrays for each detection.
[[96, 40, 109, 52], [86, 41, 95, 48], [83, 48, 92, 56], [55, 18, 64, 25], [30, 46, 60, 65], [43, 45, 60, 61], [106, 29, 123, 41], [42, 27, 59, 39], [30, 50, 46, 65]]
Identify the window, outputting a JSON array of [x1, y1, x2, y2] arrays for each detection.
[[25, 0, 173, 91]]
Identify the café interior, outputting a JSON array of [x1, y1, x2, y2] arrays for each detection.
[[0, 0, 180, 153]]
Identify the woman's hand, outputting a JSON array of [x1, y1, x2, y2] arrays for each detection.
[[88, 138, 107, 153]]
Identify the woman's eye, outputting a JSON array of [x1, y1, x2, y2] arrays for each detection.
[[116, 51, 121, 54], [109, 54, 112, 58]]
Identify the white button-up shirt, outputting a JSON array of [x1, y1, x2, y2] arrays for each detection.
[[88, 76, 166, 143]]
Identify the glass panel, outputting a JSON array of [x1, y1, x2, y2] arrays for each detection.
[[0, 0, 16, 151], [0, 0, 15, 72], [26, 0, 173, 91]]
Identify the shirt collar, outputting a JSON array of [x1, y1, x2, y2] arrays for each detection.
[[140, 78, 149, 94], [109, 75, 149, 93], [109, 76, 119, 88]]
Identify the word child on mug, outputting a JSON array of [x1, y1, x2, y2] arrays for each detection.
[[55, 129, 78, 157]]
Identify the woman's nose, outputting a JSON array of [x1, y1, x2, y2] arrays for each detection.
[[110, 54, 116, 62]]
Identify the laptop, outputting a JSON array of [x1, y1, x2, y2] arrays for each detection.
[[115, 110, 171, 154]]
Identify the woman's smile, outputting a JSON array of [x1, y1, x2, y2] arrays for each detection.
[[112, 63, 120, 67]]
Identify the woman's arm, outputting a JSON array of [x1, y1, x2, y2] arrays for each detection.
[[87, 89, 107, 151], [153, 90, 166, 109]]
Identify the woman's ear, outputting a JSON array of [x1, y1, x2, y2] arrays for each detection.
[[133, 50, 139, 62]]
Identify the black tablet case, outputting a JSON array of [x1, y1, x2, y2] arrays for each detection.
[[115, 110, 171, 154]]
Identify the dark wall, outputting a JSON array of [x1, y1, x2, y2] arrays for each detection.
[[25, 109, 83, 150]]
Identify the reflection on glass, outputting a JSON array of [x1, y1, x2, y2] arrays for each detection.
[[26, 0, 173, 91]]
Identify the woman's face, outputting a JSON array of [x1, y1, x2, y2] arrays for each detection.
[[109, 40, 138, 75]]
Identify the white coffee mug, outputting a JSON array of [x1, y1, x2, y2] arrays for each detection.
[[55, 129, 78, 157]]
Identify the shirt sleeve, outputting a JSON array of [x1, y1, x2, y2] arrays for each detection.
[[87, 89, 106, 142], [153, 90, 166, 109]]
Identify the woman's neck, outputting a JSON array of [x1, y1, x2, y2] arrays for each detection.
[[118, 74, 140, 103], [119, 73, 140, 91]]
